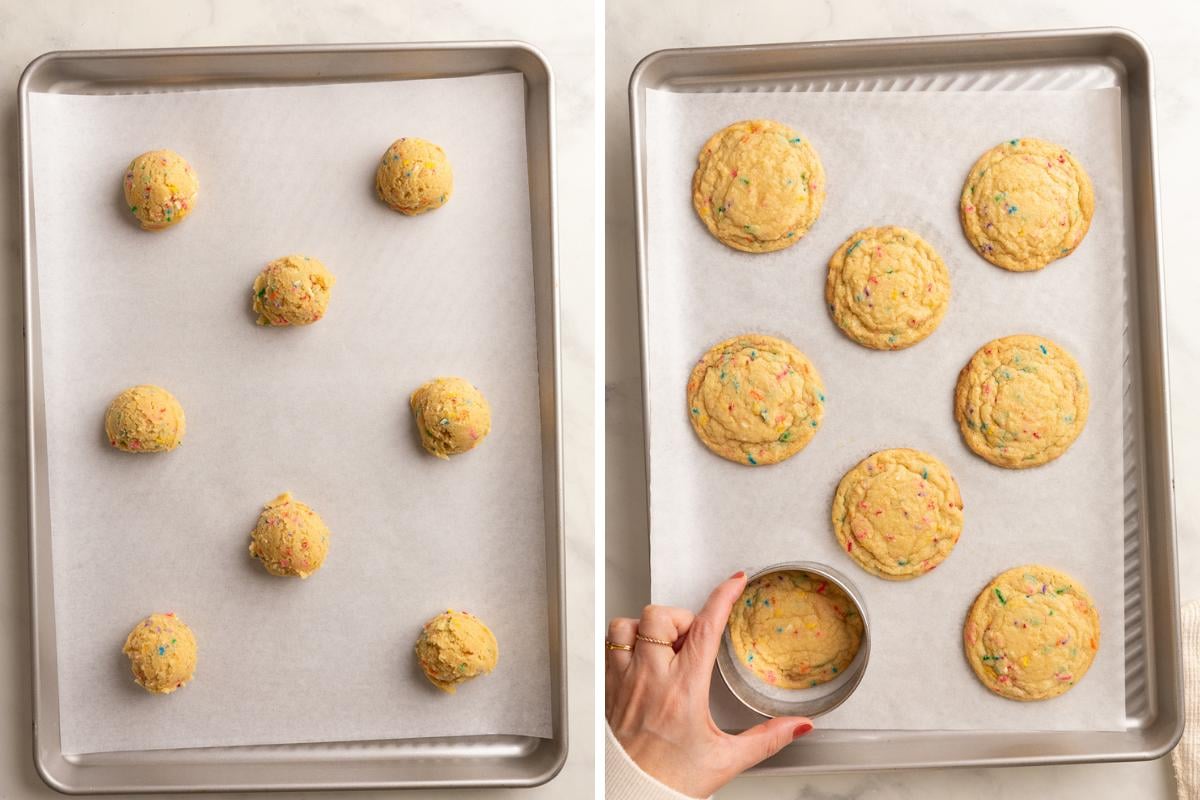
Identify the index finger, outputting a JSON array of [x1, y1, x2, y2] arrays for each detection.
[[680, 570, 747, 673]]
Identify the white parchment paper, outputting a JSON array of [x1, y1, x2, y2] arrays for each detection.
[[30, 72, 553, 754], [645, 87, 1127, 731]]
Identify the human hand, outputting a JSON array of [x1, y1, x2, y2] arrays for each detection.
[[605, 571, 813, 798]]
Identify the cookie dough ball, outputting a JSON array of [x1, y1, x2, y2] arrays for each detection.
[[686, 334, 825, 466], [832, 448, 964, 580], [122, 612, 197, 694], [415, 610, 499, 693], [104, 385, 186, 453], [375, 138, 453, 215], [410, 377, 492, 459], [248, 492, 330, 578], [955, 334, 1089, 468], [692, 119, 825, 253], [122, 149, 198, 231], [728, 570, 864, 688], [826, 226, 950, 350], [960, 138, 1094, 272], [964, 565, 1100, 701], [252, 255, 335, 326]]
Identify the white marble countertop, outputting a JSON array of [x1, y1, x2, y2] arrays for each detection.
[[604, 0, 1195, 797], [0, 1, 593, 797]]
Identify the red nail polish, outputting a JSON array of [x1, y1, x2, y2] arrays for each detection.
[[729, 570, 745, 579], [793, 723, 813, 739]]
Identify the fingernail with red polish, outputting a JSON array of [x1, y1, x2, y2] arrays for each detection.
[[729, 570, 745, 579], [793, 723, 813, 739]]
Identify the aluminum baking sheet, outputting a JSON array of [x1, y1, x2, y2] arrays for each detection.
[[629, 28, 1179, 772], [22, 42, 565, 793]]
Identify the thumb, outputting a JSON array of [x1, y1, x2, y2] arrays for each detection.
[[726, 717, 813, 774]]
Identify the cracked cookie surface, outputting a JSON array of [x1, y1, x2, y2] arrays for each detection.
[[832, 448, 963, 580], [692, 119, 825, 253], [686, 334, 824, 466], [826, 226, 950, 350], [954, 334, 1089, 468], [960, 138, 1094, 272], [964, 564, 1099, 701]]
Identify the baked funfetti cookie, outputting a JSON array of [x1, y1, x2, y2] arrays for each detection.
[[686, 334, 825, 466], [415, 610, 499, 693], [832, 448, 964, 580], [252, 255, 335, 326], [410, 377, 491, 459], [964, 565, 1100, 701], [104, 385, 186, 453], [728, 570, 863, 688], [248, 492, 330, 578], [122, 612, 197, 694], [692, 119, 825, 253], [960, 138, 1094, 272], [375, 137, 453, 215], [826, 226, 950, 350], [122, 149, 198, 231], [955, 334, 1089, 468]]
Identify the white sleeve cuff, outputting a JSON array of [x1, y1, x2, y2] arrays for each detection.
[[605, 722, 711, 800]]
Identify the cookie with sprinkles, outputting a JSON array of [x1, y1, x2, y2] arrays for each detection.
[[415, 609, 499, 694], [122, 149, 198, 231], [964, 564, 1100, 701], [122, 612, 197, 694], [691, 119, 825, 253], [954, 334, 1089, 468], [960, 138, 1094, 272], [686, 334, 825, 466], [832, 448, 963, 580], [826, 226, 950, 350], [728, 570, 863, 689], [375, 137, 453, 215], [252, 254, 335, 326]]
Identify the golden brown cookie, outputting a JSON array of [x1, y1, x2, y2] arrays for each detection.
[[832, 448, 963, 580], [728, 570, 864, 688], [960, 138, 1094, 272], [826, 226, 950, 350], [686, 334, 825, 466], [963, 565, 1100, 701], [692, 119, 825, 253], [954, 334, 1089, 468]]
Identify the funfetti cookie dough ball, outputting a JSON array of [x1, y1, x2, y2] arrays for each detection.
[[692, 119, 826, 253], [375, 138, 454, 215], [415, 610, 499, 694], [104, 385, 186, 453], [122, 149, 198, 231], [122, 612, 197, 694], [252, 255, 336, 326], [248, 492, 330, 578], [410, 377, 492, 459], [960, 138, 1094, 272]]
